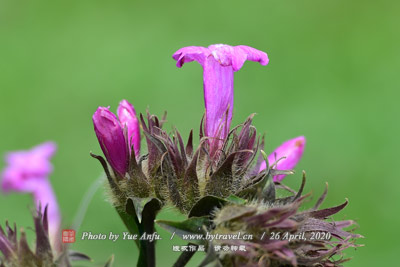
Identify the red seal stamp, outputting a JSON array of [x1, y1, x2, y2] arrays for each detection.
[[62, 229, 76, 243]]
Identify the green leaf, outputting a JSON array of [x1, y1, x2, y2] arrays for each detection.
[[188, 196, 228, 218], [127, 197, 162, 223], [225, 195, 247, 205], [126, 197, 162, 267], [68, 250, 92, 261], [156, 216, 210, 245], [116, 208, 140, 248], [189, 195, 247, 218]]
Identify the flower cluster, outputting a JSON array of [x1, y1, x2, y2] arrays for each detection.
[[0, 43, 361, 267], [89, 44, 362, 267], [88, 43, 362, 267], [92, 44, 305, 214]]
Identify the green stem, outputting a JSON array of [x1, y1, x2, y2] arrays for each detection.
[[173, 243, 198, 267], [137, 206, 158, 267]]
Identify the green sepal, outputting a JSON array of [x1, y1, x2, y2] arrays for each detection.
[[236, 172, 271, 200], [260, 172, 276, 202], [274, 171, 306, 205]]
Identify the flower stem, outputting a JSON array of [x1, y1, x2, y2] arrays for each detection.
[[173, 243, 198, 267]]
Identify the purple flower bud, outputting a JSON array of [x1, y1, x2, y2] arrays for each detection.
[[259, 136, 306, 182], [93, 107, 128, 177], [0, 142, 61, 251], [173, 44, 268, 157], [117, 99, 141, 160]]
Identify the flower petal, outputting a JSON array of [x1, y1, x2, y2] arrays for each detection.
[[208, 44, 269, 71], [235, 45, 269, 68], [1, 142, 57, 193], [117, 100, 141, 160], [93, 107, 128, 177], [203, 56, 234, 157], [4, 144, 56, 178], [172, 46, 210, 68], [259, 136, 306, 182]]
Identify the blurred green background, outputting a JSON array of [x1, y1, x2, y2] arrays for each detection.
[[0, 0, 399, 266]]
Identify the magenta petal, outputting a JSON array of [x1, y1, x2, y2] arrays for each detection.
[[203, 56, 234, 156], [172, 46, 211, 68], [93, 107, 128, 177], [4, 142, 56, 179], [259, 136, 306, 182], [117, 100, 141, 159], [236, 45, 269, 68], [1, 142, 57, 193], [208, 44, 269, 71], [31, 142, 57, 159]]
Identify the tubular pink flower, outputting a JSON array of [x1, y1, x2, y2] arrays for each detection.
[[259, 136, 306, 182], [0, 142, 61, 251], [173, 44, 268, 156], [117, 99, 141, 160], [93, 107, 128, 177]]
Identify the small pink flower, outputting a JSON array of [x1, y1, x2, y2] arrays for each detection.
[[259, 136, 306, 182], [93, 99, 141, 176], [93, 106, 129, 177], [173, 44, 269, 157], [1, 141, 61, 251]]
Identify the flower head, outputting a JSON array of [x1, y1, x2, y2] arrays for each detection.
[[210, 178, 362, 266], [0, 142, 61, 252], [173, 44, 269, 157]]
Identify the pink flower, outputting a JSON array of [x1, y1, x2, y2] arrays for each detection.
[[1, 141, 61, 251], [259, 136, 306, 182], [173, 44, 269, 157], [93, 99, 141, 177]]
